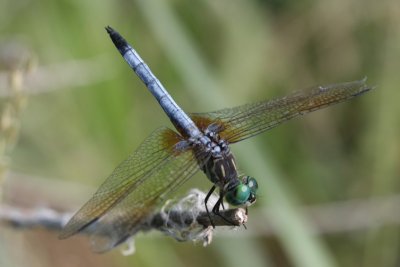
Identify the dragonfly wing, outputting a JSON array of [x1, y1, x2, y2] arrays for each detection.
[[190, 78, 372, 143], [59, 127, 198, 241], [89, 147, 199, 252]]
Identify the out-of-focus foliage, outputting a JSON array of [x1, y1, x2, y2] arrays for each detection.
[[0, 0, 399, 267]]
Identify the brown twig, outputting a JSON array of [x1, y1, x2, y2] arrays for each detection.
[[1, 194, 400, 237], [0, 204, 246, 233]]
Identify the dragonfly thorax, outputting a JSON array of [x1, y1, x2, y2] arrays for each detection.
[[201, 149, 237, 186], [193, 124, 237, 186], [196, 128, 259, 207], [189, 123, 230, 157], [205, 124, 229, 156]]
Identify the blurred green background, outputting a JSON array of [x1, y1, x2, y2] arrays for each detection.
[[0, 0, 399, 266]]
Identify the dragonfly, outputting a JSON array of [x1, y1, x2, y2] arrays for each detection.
[[59, 26, 372, 252]]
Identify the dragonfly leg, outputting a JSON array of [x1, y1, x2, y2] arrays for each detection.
[[220, 201, 226, 210], [212, 191, 240, 227], [242, 206, 249, 229], [204, 185, 216, 228]]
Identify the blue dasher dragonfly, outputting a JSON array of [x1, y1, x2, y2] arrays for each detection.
[[59, 26, 372, 251]]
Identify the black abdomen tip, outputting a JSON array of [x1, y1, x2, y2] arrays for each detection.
[[105, 26, 129, 55]]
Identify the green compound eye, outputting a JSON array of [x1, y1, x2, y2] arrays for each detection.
[[243, 176, 258, 204], [246, 176, 258, 195], [225, 183, 251, 206]]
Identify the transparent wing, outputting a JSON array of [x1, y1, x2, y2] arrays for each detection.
[[59, 127, 199, 241], [89, 148, 200, 252], [190, 78, 372, 143]]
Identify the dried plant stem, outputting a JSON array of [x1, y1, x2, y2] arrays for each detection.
[[1, 195, 400, 236], [0, 204, 246, 233], [0, 68, 28, 202]]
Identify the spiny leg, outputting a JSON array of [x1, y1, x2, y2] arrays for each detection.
[[241, 207, 249, 229], [220, 201, 226, 210], [204, 185, 216, 228], [212, 191, 240, 227]]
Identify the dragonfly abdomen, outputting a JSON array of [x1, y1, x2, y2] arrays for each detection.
[[106, 26, 202, 139]]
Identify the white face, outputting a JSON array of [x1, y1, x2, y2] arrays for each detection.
[[248, 180, 256, 188]]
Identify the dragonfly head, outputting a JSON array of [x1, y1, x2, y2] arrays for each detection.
[[225, 176, 258, 206]]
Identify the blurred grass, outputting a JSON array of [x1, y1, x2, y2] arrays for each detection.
[[0, 0, 399, 267]]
